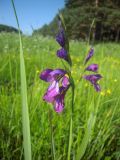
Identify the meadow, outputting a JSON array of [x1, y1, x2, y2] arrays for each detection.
[[0, 32, 120, 160]]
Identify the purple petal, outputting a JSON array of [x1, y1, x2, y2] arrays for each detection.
[[85, 64, 98, 72], [54, 94, 65, 113], [62, 75, 70, 88], [40, 69, 53, 82], [57, 48, 68, 61], [43, 81, 59, 103], [85, 48, 94, 64], [54, 85, 69, 113], [83, 74, 102, 84], [49, 69, 66, 80], [83, 74, 102, 92], [40, 69, 67, 82], [94, 83, 101, 92], [56, 29, 65, 47]]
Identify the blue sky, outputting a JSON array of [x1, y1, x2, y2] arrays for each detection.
[[0, 0, 65, 34]]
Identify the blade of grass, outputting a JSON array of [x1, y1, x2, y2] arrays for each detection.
[[49, 109, 56, 160], [76, 112, 94, 160], [11, 0, 32, 160], [76, 97, 94, 160], [67, 116, 73, 160]]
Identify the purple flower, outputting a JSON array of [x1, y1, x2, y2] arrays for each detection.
[[57, 48, 68, 62], [83, 74, 102, 84], [85, 64, 98, 72], [56, 29, 65, 47], [83, 47, 102, 92], [85, 48, 94, 64], [40, 69, 70, 112], [83, 74, 102, 92]]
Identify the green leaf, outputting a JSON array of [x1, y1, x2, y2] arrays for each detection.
[[76, 99, 94, 160], [67, 117, 73, 160], [11, 0, 32, 160]]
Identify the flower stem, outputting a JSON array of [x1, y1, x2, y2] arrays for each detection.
[[49, 109, 56, 160], [67, 78, 75, 160]]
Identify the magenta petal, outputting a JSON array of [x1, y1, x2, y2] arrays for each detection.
[[85, 64, 98, 72], [62, 75, 69, 88], [54, 94, 64, 113], [40, 69, 53, 82], [85, 48, 94, 64], [43, 81, 59, 103]]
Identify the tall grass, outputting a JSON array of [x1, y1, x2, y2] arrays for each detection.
[[11, 0, 32, 160], [0, 32, 120, 159]]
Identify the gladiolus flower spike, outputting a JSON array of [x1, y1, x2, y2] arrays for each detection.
[[83, 48, 102, 92], [40, 15, 73, 113]]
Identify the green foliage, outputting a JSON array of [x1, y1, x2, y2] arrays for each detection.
[[0, 24, 22, 34], [0, 33, 120, 159], [34, 0, 120, 42]]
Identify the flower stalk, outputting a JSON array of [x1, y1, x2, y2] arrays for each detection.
[[49, 109, 55, 160], [67, 78, 75, 160]]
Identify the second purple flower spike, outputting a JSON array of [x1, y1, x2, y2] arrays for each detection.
[[83, 47, 102, 92]]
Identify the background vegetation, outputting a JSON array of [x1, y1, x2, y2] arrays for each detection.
[[0, 33, 120, 159], [0, 24, 21, 34], [33, 0, 120, 42]]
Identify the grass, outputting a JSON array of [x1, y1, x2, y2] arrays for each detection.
[[0, 32, 120, 160], [11, 0, 32, 159]]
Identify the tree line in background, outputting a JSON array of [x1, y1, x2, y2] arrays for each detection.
[[0, 24, 22, 34], [33, 0, 120, 42]]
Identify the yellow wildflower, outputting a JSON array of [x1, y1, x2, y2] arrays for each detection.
[[106, 89, 111, 95], [36, 70, 40, 74], [100, 91, 105, 96], [114, 79, 117, 82], [85, 83, 88, 87]]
